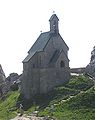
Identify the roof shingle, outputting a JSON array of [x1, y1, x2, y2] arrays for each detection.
[[23, 32, 51, 62]]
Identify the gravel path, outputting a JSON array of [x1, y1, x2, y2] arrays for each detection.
[[11, 115, 45, 120]]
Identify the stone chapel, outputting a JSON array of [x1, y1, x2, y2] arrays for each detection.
[[21, 14, 70, 99]]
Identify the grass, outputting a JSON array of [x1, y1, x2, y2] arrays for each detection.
[[0, 74, 95, 120], [65, 75, 94, 91], [0, 91, 20, 120], [38, 86, 95, 120], [54, 86, 95, 120], [65, 87, 95, 109], [38, 75, 95, 120]]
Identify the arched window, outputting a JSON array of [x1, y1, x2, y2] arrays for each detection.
[[60, 61, 65, 68]]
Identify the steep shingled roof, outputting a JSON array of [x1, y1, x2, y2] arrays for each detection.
[[49, 49, 69, 64], [23, 32, 69, 63], [28, 32, 50, 54], [23, 32, 51, 62]]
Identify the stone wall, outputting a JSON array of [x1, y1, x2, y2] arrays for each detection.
[[52, 35, 68, 55], [43, 35, 69, 67], [21, 67, 70, 99], [70, 67, 86, 74]]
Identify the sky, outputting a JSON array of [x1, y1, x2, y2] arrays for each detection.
[[0, 0, 95, 76]]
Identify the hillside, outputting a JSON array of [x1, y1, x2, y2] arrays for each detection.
[[0, 74, 95, 120]]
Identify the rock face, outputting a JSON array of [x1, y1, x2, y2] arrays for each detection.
[[86, 46, 95, 78], [0, 64, 6, 96], [5, 73, 20, 91], [21, 14, 70, 99]]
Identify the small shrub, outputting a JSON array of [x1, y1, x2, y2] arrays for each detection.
[[65, 75, 94, 91], [65, 87, 95, 109], [10, 83, 19, 91]]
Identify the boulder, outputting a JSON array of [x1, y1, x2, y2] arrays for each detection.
[[0, 64, 6, 96]]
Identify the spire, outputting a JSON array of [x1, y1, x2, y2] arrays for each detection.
[[49, 14, 59, 34]]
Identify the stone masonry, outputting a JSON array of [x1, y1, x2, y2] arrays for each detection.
[[21, 14, 70, 99]]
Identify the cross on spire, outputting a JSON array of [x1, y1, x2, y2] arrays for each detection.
[[53, 11, 55, 14]]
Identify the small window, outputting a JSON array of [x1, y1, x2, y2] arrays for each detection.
[[60, 61, 65, 68]]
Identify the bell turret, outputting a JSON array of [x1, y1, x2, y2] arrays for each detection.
[[49, 14, 59, 34]]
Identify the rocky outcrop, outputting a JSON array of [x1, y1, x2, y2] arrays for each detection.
[[85, 46, 95, 78], [5, 73, 20, 91], [0, 64, 6, 96]]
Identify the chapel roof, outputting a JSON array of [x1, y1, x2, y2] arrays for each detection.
[[23, 32, 69, 63], [49, 49, 69, 64], [23, 32, 51, 62], [23, 51, 36, 62], [28, 32, 50, 54]]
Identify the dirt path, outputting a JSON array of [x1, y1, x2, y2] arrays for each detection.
[[11, 115, 45, 120], [11, 116, 45, 120], [11, 115, 30, 120]]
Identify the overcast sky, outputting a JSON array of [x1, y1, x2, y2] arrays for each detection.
[[0, 0, 95, 76]]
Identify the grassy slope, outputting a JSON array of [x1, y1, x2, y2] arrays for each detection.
[[38, 75, 95, 120], [0, 75, 95, 120], [52, 86, 95, 120], [0, 91, 20, 120]]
